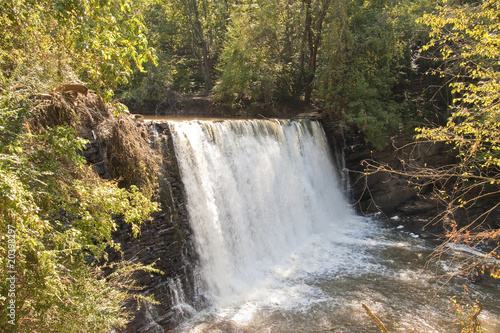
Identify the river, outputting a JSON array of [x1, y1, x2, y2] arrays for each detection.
[[165, 119, 499, 333]]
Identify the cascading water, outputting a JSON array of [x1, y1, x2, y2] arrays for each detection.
[[166, 119, 500, 333], [169, 119, 352, 303]]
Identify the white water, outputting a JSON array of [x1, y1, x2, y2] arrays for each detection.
[[167, 119, 500, 333], [169, 119, 354, 303]]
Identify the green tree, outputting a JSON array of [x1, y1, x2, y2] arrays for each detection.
[[214, 0, 285, 106], [363, 1, 499, 330], [215, 0, 432, 147], [415, 0, 500, 276], [298, 0, 331, 103], [214, 0, 332, 107], [0, 0, 156, 99], [317, 0, 424, 149], [0, 1, 160, 331]]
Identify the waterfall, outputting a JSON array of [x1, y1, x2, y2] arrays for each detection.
[[168, 119, 354, 306]]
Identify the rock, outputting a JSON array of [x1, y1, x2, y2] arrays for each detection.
[[77, 116, 200, 332], [342, 130, 452, 224]]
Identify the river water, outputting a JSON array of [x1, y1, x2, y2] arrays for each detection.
[[166, 119, 500, 333]]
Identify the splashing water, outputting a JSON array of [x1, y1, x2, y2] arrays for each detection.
[[167, 119, 500, 333]]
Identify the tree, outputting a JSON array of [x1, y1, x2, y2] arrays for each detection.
[[0, 1, 161, 331], [317, 0, 420, 149], [297, 0, 331, 103], [214, 0, 433, 147], [415, 0, 500, 269], [363, 2, 499, 330], [122, 0, 231, 108], [177, 0, 223, 92], [214, 0, 285, 106], [214, 0, 334, 107], [0, 0, 156, 99]]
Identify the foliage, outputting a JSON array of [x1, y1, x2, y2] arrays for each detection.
[[215, 0, 335, 107], [317, 0, 400, 149], [0, 89, 159, 332], [362, 0, 499, 329], [214, 0, 284, 106], [118, 0, 443, 149], [451, 293, 484, 333], [418, 0, 500, 171], [0, 0, 156, 100], [415, 0, 500, 267], [121, 0, 230, 108], [317, 0, 435, 149], [214, 0, 436, 148], [0, 1, 160, 329], [121, 2, 201, 108]]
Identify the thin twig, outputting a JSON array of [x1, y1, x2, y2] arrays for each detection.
[[362, 303, 389, 333]]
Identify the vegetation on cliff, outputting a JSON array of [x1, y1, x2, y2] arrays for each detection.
[[0, 90, 160, 332], [1, 0, 160, 331]]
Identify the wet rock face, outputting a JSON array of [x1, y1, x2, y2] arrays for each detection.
[[115, 122, 201, 333], [342, 132, 456, 225], [342, 133, 497, 237], [82, 118, 199, 332]]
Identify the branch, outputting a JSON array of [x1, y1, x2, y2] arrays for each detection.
[[362, 303, 389, 333]]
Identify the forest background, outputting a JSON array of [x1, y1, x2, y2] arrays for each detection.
[[0, 0, 499, 331]]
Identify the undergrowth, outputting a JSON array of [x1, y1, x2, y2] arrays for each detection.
[[0, 87, 160, 332]]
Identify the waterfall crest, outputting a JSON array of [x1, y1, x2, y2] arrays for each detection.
[[168, 119, 353, 305]]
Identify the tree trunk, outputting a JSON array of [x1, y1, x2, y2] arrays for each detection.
[[295, 0, 312, 97], [297, 0, 330, 103], [181, 0, 214, 93]]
